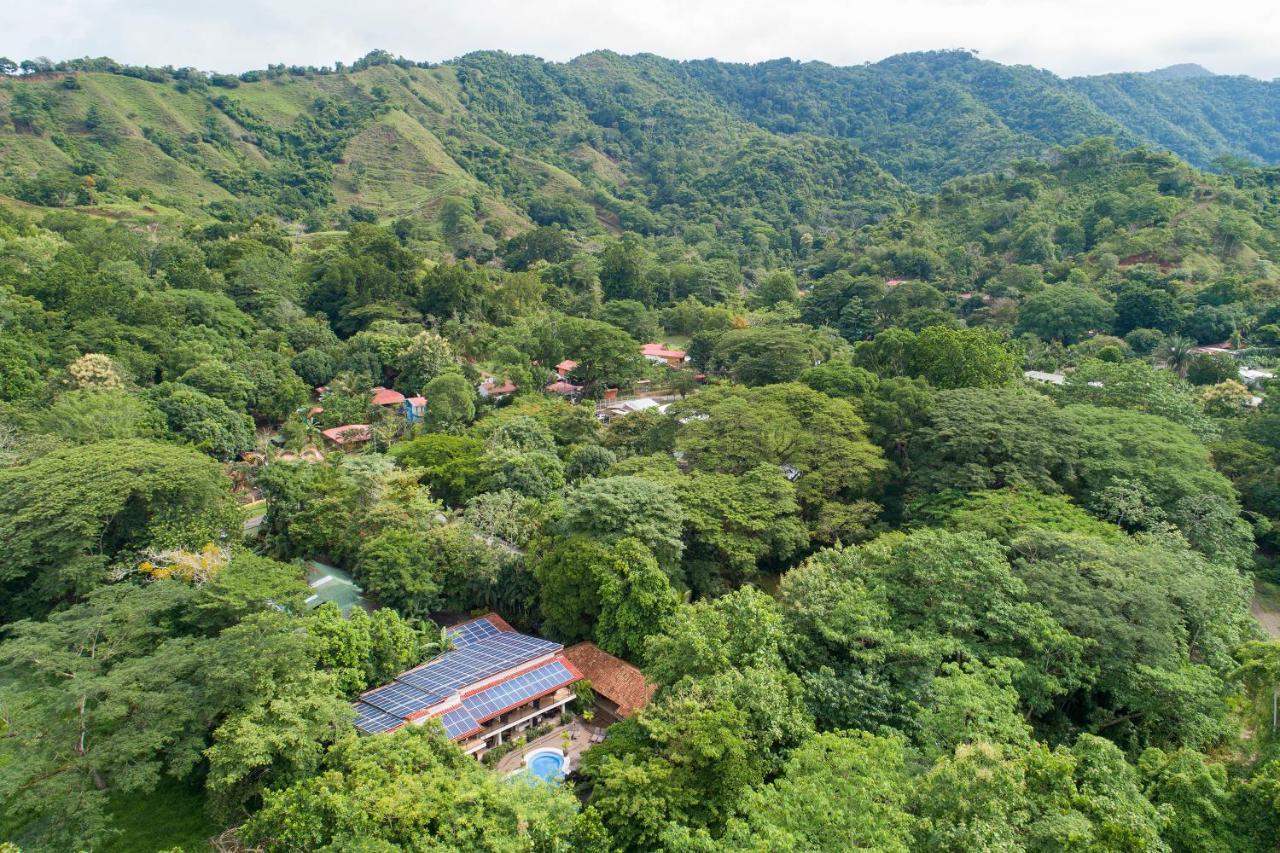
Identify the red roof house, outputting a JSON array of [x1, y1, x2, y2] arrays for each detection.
[[478, 377, 517, 399], [563, 642, 656, 722], [371, 387, 406, 407], [352, 614, 583, 757], [640, 343, 688, 368], [545, 380, 582, 397], [321, 424, 372, 447], [555, 359, 578, 378]]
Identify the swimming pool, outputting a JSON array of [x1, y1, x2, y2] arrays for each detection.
[[523, 748, 567, 782]]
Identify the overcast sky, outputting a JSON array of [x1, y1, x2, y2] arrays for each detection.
[[4, 0, 1279, 80]]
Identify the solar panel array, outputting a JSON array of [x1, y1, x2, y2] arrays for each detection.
[[353, 702, 403, 734], [439, 705, 482, 739], [352, 615, 567, 736], [400, 632, 561, 698], [447, 617, 502, 648], [462, 660, 576, 721]]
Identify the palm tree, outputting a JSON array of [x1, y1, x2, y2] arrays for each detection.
[[1156, 335, 1197, 378], [412, 621, 454, 659]]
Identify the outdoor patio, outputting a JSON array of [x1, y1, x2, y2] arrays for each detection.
[[494, 718, 605, 775]]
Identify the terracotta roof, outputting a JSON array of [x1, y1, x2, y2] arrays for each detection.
[[556, 359, 578, 373], [406, 395, 427, 407], [371, 387, 406, 406], [641, 343, 687, 360], [322, 424, 371, 446], [481, 378, 518, 395], [563, 642, 656, 718], [545, 380, 581, 395]]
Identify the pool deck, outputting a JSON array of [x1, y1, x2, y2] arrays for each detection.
[[495, 719, 604, 775]]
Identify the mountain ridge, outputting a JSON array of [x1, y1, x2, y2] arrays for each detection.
[[1, 48, 1278, 231]]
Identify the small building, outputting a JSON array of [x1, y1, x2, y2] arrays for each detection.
[[1240, 367, 1274, 387], [1023, 370, 1066, 385], [321, 424, 372, 448], [640, 343, 688, 369], [403, 396, 427, 423], [563, 642, 655, 724], [595, 396, 662, 423], [305, 560, 370, 616], [353, 614, 583, 757], [371, 387, 407, 407], [555, 359, 579, 379], [546, 380, 582, 398], [478, 378, 517, 400]]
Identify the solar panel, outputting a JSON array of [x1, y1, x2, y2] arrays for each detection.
[[439, 705, 482, 739], [398, 632, 561, 698], [353, 702, 404, 734], [462, 660, 576, 722], [447, 617, 503, 647], [352, 618, 570, 737], [360, 681, 439, 717]]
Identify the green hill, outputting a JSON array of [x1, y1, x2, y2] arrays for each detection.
[[682, 50, 1280, 188], [2, 49, 1279, 231], [0, 54, 909, 237]]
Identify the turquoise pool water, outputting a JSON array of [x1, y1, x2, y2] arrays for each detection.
[[526, 749, 567, 781]]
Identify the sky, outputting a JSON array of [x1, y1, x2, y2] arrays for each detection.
[[4, 0, 1280, 80]]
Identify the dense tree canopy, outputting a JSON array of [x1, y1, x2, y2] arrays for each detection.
[[2, 51, 1280, 853]]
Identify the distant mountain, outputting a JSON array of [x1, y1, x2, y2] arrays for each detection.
[[680, 50, 1280, 187], [1144, 63, 1215, 80], [680, 50, 1137, 190], [1, 49, 1278, 227], [1068, 71, 1280, 168]]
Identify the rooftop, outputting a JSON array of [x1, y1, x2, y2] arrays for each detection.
[[353, 614, 580, 737], [545, 380, 582, 395], [563, 642, 655, 718], [480, 378, 517, 395], [641, 343, 687, 361], [371, 386, 407, 406], [321, 424, 371, 445], [305, 560, 369, 616]]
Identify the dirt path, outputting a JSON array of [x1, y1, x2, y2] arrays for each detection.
[[1252, 579, 1280, 639]]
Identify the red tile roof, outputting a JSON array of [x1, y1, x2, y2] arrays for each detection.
[[641, 343, 687, 361], [555, 359, 578, 374], [321, 424, 371, 446], [484, 378, 517, 394], [371, 387, 406, 406], [563, 642, 656, 718], [545, 380, 581, 395], [406, 395, 427, 407]]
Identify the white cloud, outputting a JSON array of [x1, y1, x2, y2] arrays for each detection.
[[2, 0, 1278, 79]]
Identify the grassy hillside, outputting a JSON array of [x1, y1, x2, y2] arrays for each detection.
[[2, 49, 1279, 233], [0, 55, 908, 238]]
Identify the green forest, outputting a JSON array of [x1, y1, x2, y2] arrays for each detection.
[[3, 48, 1280, 852]]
